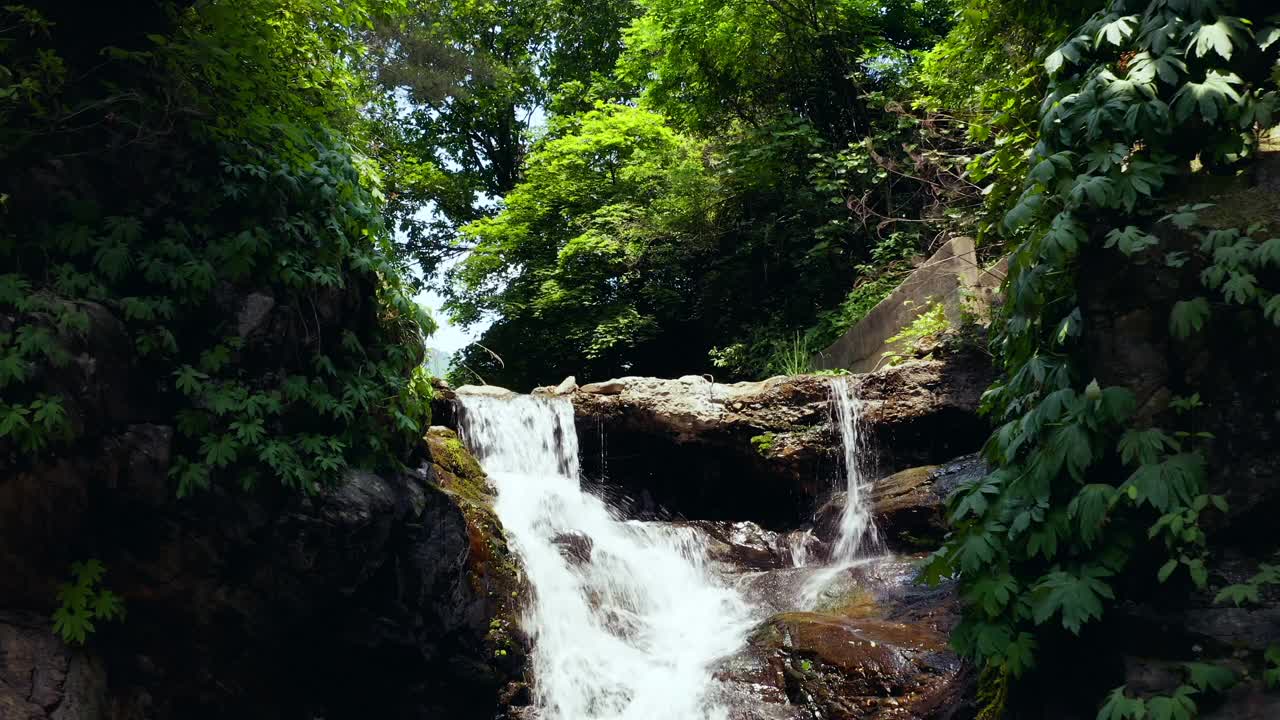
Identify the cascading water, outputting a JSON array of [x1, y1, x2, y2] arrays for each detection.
[[828, 377, 880, 561], [456, 394, 756, 720], [798, 379, 883, 607]]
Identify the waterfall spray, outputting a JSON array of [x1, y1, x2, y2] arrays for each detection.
[[828, 378, 881, 561], [457, 394, 755, 720]]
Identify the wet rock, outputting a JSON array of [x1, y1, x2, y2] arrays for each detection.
[[571, 349, 993, 529], [720, 609, 971, 720], [817, 455, 985, 551], [553, 531, 594, 565]]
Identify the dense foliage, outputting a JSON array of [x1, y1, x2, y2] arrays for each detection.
[[919, 0, 1279, 716], [435, 0, 968, 385], [1, 0, 434, 493]]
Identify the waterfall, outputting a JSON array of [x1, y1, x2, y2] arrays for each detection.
[[828, 378, 880, 561], [456, 394, 755, 720]]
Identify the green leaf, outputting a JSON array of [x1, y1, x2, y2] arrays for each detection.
[[1254, 238, 1280, 268], [1264, 295, 1280, 326], [70, 559, 106, 586], [1259, 26, 1280, 51], [1184, 662, 1235, 692], [965, 573, 1018, 616], [1069, 484, 1116, 545], [957, 528, 1000, 572], [1214, 582, 1259, 607], [1098, 685, 1146, 720], [1046, 36, 1087, 75], [1129, 51, 1187, 85], [1031, 566, 1115, 634], [1222, 272, 1257, 304], [1105, 226, 1160, 255], [52, 604, 93, 645], [1096, 15, 1138, 47], [1169, 298, 1210, 339], [1158, 559, 1178, 583], [1187, 17, 1248, 61], [201, 434, 239, 468], [0, 403, 30, 438], [1118, 428, 1178, 467], [1173, 71, 1243, 123], [92, 589, 126, 621], [174, 365, 209, 395], [1146, 686, 1196, 720]]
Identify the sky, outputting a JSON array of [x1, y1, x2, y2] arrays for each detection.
[[415, 285, 486, 356]]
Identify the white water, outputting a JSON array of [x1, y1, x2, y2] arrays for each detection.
[[456, 394, 756, 720], [798, 379, 882, 607], [828, 378, 880, 561]]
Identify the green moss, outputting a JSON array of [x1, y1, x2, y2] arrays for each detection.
[[750, 432, 776, 456], [421, 426, 525, 667]]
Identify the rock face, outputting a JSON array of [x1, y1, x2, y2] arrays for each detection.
[[0, 303, 526, 719], [0, 429, 526, 720], [817, 455, 986, 552], [570, 347, 993, 528]]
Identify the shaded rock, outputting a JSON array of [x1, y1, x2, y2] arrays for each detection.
[[236, 291, 275, 337], [571, 349, 993, 529], [718, 555, 973, 718], [719, 610, 971, 720], [817, 455, 985, 551], [0, 421, 525, 720], [0, 613, 107, 720]]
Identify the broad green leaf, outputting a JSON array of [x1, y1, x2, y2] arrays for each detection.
[[1096, 15, 1138, 47], [1118, 428, 1177, 467], [1184, 662, 1235, 692], [1031, 567, 1115, 633], [1098, 686, 1146, 720], [1188, 17, 1249, 61], [1173, 71, 1243, 123], [1068, 485, 1116, 545], [1169, 298, 1210, 339]]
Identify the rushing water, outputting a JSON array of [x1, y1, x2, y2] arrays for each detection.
[[797, 379, 883, 607], [828, 377, 880, 561], [456, 394, 755, 720]]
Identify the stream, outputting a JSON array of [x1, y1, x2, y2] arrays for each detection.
[[457, 380, 882, 720]]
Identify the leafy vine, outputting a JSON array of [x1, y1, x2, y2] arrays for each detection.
[[923, 0, 1279, 716]]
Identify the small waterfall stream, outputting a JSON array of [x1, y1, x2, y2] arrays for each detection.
[[828, 377, 881, 561], [457, 394, 755, 720]]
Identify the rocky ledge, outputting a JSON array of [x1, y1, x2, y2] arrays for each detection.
[[566, 346, 993, 528], [0, 425, 527, 720]]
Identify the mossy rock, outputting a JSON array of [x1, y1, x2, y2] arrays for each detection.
[[748, 611, 964, 718], [422, 426, 526, 671]]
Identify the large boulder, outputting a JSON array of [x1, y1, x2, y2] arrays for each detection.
[[0, 435, 526, 720], [570, 348, 993, 528], [716, 556, 974, 719], [0, 371, 527, 720]]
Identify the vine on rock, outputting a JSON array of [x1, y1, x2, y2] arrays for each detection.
[[923, 0, 1279, 716]]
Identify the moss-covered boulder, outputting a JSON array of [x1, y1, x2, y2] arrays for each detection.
[[422, 426, 528, 689]]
